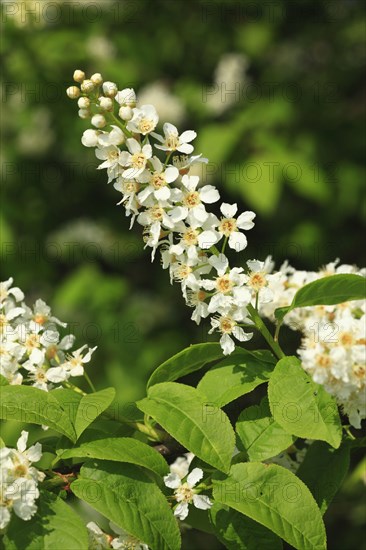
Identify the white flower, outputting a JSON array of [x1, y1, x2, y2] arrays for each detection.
[[0, 278, 24, 304], [152, 122, 196, 154], [47, 344, 97, 383], [127, 105, 159, 135], [198, 203, 255, 252], [97, 126, 125, 147], [96, 145, 123, 183], [177, 175, 220, 226], [137, 157, 179, 204], [120, 139, 152, 179], [110, 521, 149, 550], [164, 466, 212, 521], [209, 311, 253, 355], [82, 129, 99, 147]]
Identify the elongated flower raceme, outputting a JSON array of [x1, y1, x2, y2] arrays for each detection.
[[66, 70, 280, 356]]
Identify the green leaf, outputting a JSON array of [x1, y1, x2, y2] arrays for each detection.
[[58, 437, 168, 476], [275, 274, 366, 322], [197, 349, 276, 407], [3, 490, 88, 550], [209, 503, 283, 550], [51, 388, 116, 439], [268, 357, 342, 448], [0, 386, 76, 441], [71, 460, 181, 550], [213, 462, 326, 550], [236, 397, 295, 461], [147, 343, 223, 388], [0, 374, 9, 386], [137, 382, 235, 473], [297, 441, 350, 514], [74, 388, 116, 438]]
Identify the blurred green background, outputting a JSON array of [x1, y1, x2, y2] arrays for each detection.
[[1, 1, 365, 548]]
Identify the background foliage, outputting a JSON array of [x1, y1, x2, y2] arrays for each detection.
[[1, 1, 365, 548]]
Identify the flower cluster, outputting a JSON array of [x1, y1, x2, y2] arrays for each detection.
[[163, 453, 212, 520], [66, 70, 284, 355], [260, 260, 366, 428], [0, 431, 44, 529], [0, 277, 96, 389], [87, 521, 149, 550]]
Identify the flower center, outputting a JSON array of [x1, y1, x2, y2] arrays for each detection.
[[219, 218, 237, 236], [108, 150, 119, 161], [175, 482, 194, 503], [25, 334, 40, 350], [14, 464, 28, 477], [131, 153, 146, 170], [149, 205, 164, 221], [182, 228, 199, 246], [123, 181, 139, 194], [183, 191, 201, 208], [151, 172, 166, 189], [248, 272, 267, 291], [353, 364, 365, 379], [139, 118, 155, 134], [166, 134, 180, 149], [216, 275, 233, 294], [33, 314, 47, 324], [219, 316, 236, 334], [174, 264, 192, 281], [316, 354, 331, 368], [339, 332, 354, 347]]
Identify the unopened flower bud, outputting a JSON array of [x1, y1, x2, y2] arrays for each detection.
[[82, 129, 99, 147], [119, 106, 133, 121], [91, 73, 103, 86], [91, 114, 107, 128], [103, 81, 118, 97], [115, 88, 136, 106], [99, 97, 113, 111], [66, 86, 80, 99], [81, 79, 94, 93], [78, 97, 90, 109], [73, 69, 85, 83], [78, 109, 90, 119]]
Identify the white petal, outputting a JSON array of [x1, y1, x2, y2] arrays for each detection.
[[142, 144, 152, 158], [232, 326, 253, 342], [126, 138, 140, 154], [187, 467, 203, 487], [193, 494, 212, 510], [180, 130, 197, 143], [26, 443, 42, 463], [237, 211, 256, 229], [163, 122, 178, 137], [174, 502, 189, 521], [199, 185, 220, 204], [209, 254, 229, 275], [155, 187, 170, 201], [198, 230, 220, 249], [164, 473, 181, 489], [220, 333, 235, 355], [46, 366, 68, 383], [177, 143, 194, 154], [17, 431, 29, 453], [247, 259, 264, 272], [220, 202, 237, 218], [192, 205, 208, 224], [164, 166, 179, 183], [228, 231, 247, 252], [170, 206, 188, 223]]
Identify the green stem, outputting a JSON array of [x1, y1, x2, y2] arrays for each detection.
[[247, 304, 285, 359], [84, 371, 96, 393]]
